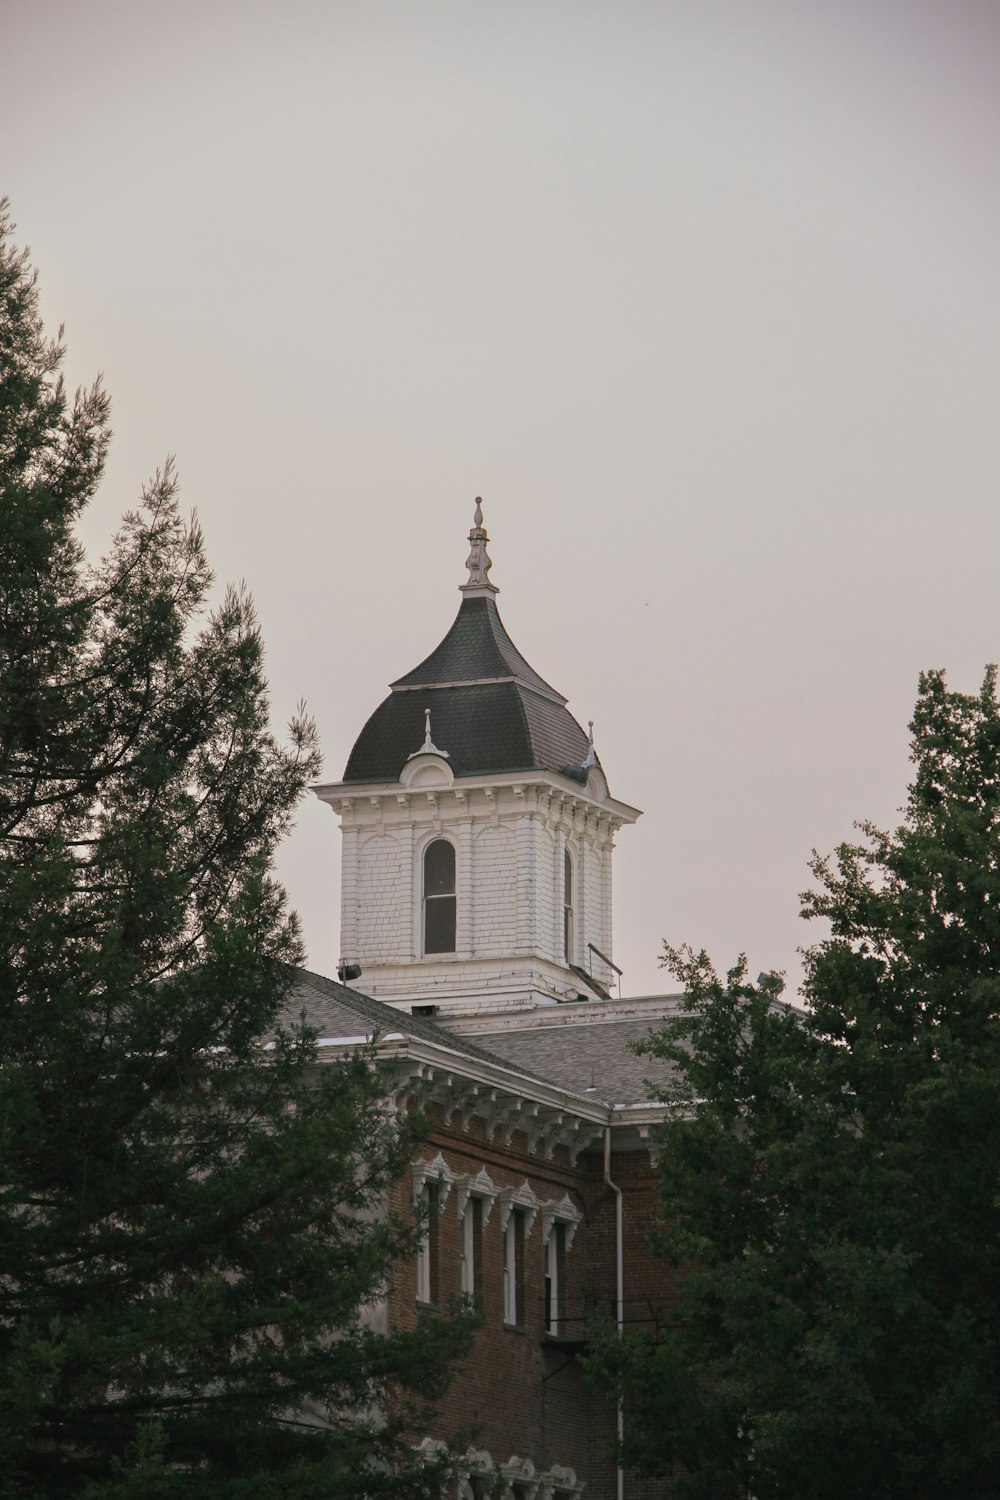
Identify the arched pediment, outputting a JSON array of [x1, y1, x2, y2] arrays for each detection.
[[586, 765, 609, 800], [399, 753, 454, 789]]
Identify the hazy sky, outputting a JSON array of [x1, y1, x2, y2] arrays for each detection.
[[5, 0, 999, 998]]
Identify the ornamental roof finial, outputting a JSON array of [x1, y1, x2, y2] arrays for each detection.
[[407, 707, 449, 761], [583, 721, 597, 769], [460, 495, 499, 598]]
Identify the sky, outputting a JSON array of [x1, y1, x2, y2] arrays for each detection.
[[5, 0, 1000, 1000]]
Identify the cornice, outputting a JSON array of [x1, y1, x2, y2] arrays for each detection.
[[313, 768, 641, 828], [315, 1033, 611, 1163]]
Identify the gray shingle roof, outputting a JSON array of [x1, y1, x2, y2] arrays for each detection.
[[280, 972, 679, 1109], [471, 1017, 681, 1108], [391, 596, 560, 698], [282, 969, 549, 1084], [343, 597, 597, 785]]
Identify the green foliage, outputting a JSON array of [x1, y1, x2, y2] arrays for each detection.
[[0, 203, 472, 1497], [588, 669, 1000, 1500]]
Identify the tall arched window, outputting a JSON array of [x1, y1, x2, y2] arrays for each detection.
[[423, 839, 456, 954], [563, 847, 574, 963]]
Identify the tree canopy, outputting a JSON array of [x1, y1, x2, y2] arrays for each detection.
[[0, 202, 470, 1498], [589, 668, 1000, 1500]]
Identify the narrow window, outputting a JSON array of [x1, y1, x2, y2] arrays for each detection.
[[503, 1213, 516, 1324], [423, 839, 456, 954], [503, 1210, 524, 1326], [545, 1223, 564, 1335], [460, 1199, 476, 1296], [563, 847, 574, 963], [416, 1183, 439, 1304]]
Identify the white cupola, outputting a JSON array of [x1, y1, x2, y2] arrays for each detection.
[[313, 500, 640, 1017]]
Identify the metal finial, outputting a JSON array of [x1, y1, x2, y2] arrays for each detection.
[[407, 707, 449, 761], [460, 495, 499, 598], [583, 721, 597, 769]]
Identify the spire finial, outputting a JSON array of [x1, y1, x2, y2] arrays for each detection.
[[407, 707, 449, 761], [460, 495, 499, 598]]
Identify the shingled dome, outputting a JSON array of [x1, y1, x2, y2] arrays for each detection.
[[343, 501, 599, 785]]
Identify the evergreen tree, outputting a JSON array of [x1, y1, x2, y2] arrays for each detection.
[[589, 669, 1000, 1500], [0, 202, 470, 1498]]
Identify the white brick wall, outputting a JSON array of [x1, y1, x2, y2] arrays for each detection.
[[356, 829, 407, 963], [318, 767, 639, 1015], [473, 823, 517, 956]]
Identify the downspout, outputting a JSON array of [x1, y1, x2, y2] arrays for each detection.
[[604, 1125, 624, 1500]]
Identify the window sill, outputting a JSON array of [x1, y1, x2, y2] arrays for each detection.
[[415, 1299, 441, 1312], [503, 1321, 527, 1335]]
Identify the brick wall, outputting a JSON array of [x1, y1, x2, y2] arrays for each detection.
[[387, 1117, 674, 1497]]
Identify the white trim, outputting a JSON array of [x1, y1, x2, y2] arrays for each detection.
[[411, 1152, 457, 1208], [314, 1032, 404, 1047], [501, 1455, 539, 1500], [454, 1166, 498, 1226], [539, 1464, 583, 1499], [563, 843, 574, 965], [502, 1212, 518, 1325], [498, 1179, 539, 1237], [391, 675, 568, 709], [540, 1193, 584, 1251], [417, 831, 458, 958], [414, 1181, 437, 1304], [313, 769, 643, 827], [545, 1228, 560, 1336], [459, 1198, 476, 1295], [456, 1449, 495, 1500]]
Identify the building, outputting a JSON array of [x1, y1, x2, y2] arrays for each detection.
[[301, 501, 681, 1498]]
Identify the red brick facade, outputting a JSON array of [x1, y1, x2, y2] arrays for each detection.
[[385, 1102, 675, 1499]]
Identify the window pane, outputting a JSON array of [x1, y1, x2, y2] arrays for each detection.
[[460, 1203, 474, 1295], [503, 1218, 516, 1324], [417, 1184, 438, 1303], [545, 1226, 561, 1334], [564, 848, 572, 906], [424, 839, 455, 896], [425, 895, 456, 954]]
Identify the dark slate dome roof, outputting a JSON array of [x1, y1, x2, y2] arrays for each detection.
[[343, 504, 598, 785]]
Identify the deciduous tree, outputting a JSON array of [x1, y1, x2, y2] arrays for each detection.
[[589, 669, 1000, 1500]]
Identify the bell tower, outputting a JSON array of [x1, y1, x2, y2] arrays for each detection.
[[313, 501, 640, 1017]]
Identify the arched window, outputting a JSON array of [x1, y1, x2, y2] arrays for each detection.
[[563, 847, 574, 963], [423, 839, 456, 954]]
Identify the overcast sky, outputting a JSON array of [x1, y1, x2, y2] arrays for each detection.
[[5, 0, 999, 999]]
